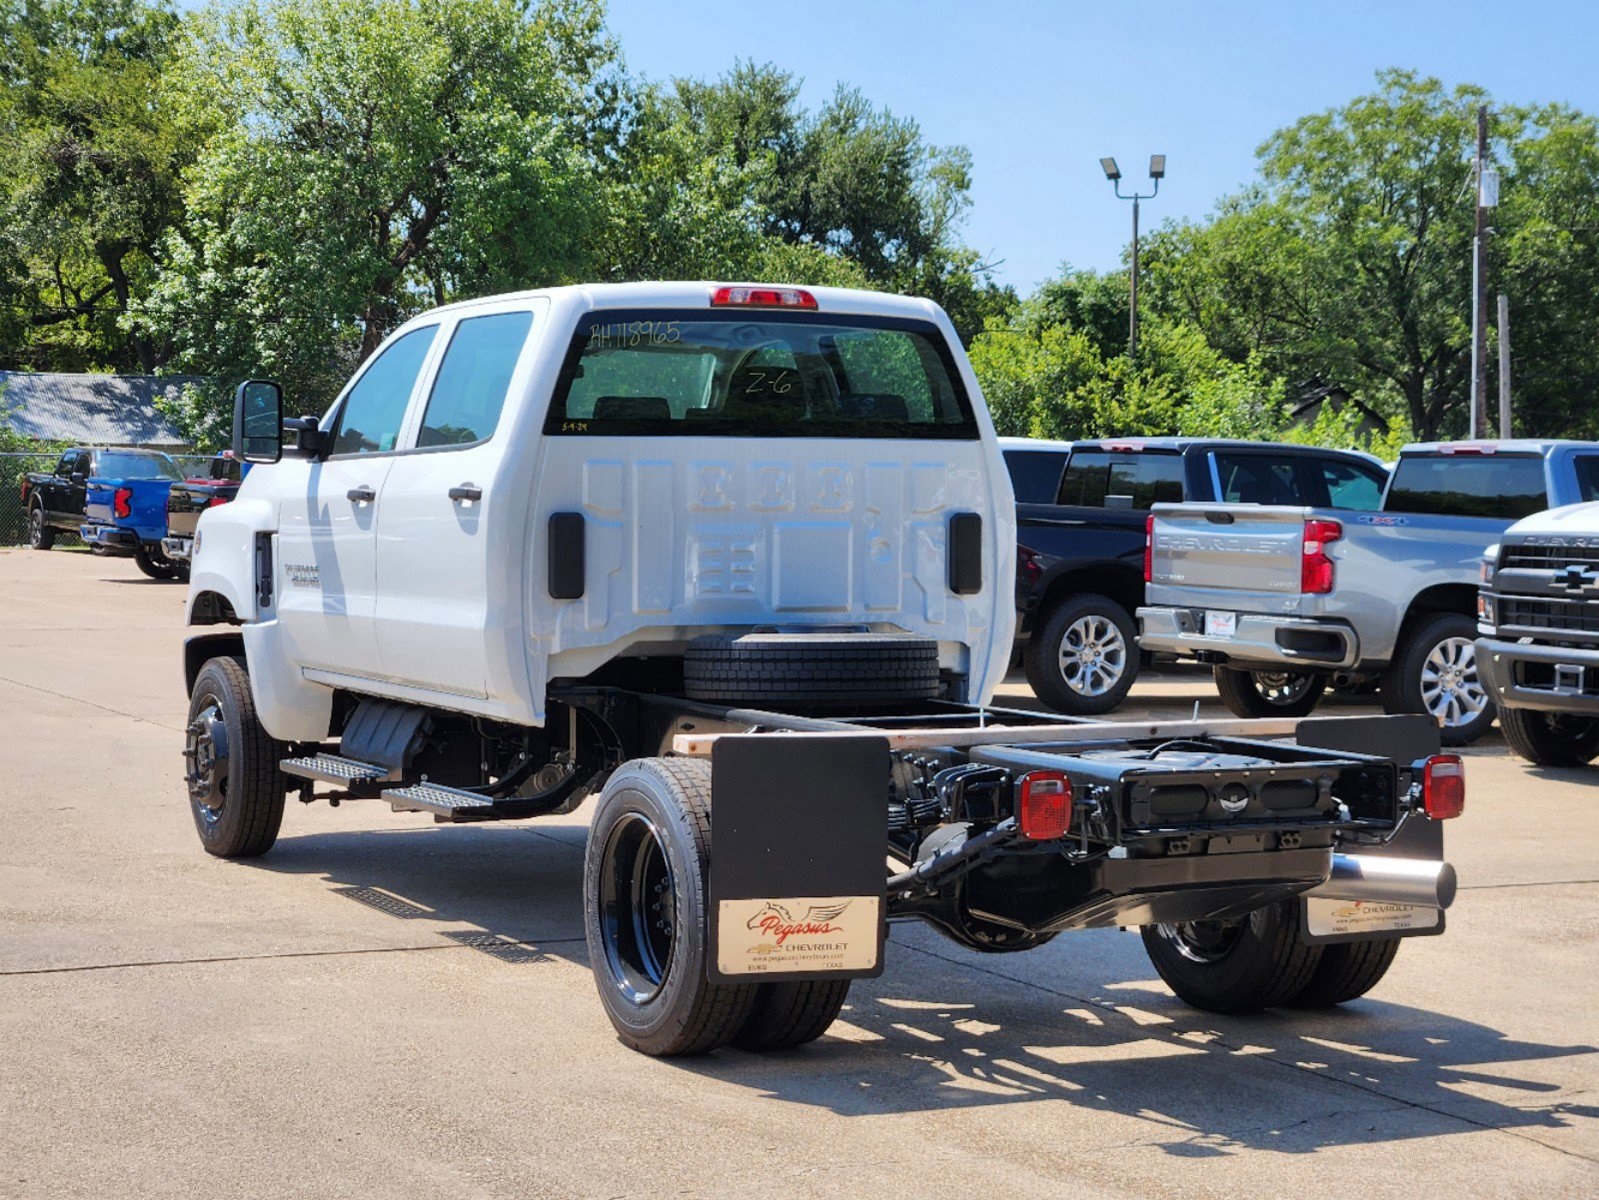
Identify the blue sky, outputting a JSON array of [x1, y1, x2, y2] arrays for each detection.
[[608, 0, 1599, 294]]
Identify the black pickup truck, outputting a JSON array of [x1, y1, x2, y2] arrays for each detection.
[[1002, 437, 1390, 714], [20, 447, 183, 551]]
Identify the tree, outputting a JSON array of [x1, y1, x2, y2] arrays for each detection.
[[139, 0, 616, 425], [0, 0, 190, 372]]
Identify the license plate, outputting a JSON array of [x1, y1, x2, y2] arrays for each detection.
[[1204, 610, 1237, 638], [1304, 897, 1440, 938]]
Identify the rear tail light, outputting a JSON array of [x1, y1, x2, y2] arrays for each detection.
[[1017, 770, 1073, 840], [710, 285, 818, 310], [113, 486, 133, 519], [1301, 518, 1342, 594], [208, 495, 229, 507], [19, 478, 28, 502], [1143, 513, 1156, 583], [1422, 754, 1465, 819]]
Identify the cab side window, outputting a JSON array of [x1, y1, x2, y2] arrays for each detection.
[[331, 326, 438, 455], [55, 452, 76, 477], [1320, 458, 1387, 510], [417, 311, 533, 447]]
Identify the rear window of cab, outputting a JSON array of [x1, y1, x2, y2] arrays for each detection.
[[543, 310, 979, 439]]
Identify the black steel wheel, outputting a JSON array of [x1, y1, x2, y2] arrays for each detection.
[[1024, 594, 1140, 715], [28, 503, 54, 550], [583, 758, 758, 1056], [183, 656, 287, 858], [1498, 707, 1599, 767], [1141, 900, 1323, 1014], [1214, 666, 1327, 719]]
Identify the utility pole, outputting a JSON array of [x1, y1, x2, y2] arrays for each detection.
[[1470, 106, 1491, 439], [1498, 293, 1512, 438]]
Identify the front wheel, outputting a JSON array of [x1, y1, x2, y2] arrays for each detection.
[[1499, 707, 1599, 767], [583, 758, 758, 1056], [1384, 613, 1495, 746], [28, 503, 54, 550], [1024, 594, 1140, 715], [1213, 666, 1327, 719], [184, 656, 287, 858], [1141, 901, 1322, 1013]]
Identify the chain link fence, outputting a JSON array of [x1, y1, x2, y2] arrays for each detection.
[[1, 452, 214, 547]]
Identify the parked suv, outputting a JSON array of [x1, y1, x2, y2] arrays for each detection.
[[1002, 437, 1388, 714]]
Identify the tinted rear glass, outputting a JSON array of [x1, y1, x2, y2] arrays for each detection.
[[1004, 450, 1069, 504], [1574, 456, 1599, 503], [1385, 454, 1547, 519], [98, 452, 182, 481], [1057, 451, 1184, 508], [545, 311, 977, 438]]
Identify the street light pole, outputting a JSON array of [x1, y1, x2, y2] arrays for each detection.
[[1102, 155, 1164, 363]]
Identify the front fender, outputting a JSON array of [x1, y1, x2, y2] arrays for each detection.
[[185, 495, 276, 625]]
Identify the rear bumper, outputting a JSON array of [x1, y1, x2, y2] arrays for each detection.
[[1475, 636, 1599, 715], [79, 522, 138, 554], [1137, 606, 1359, 669], [161, 535, 193, 564]]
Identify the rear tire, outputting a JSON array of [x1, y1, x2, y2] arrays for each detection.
[[1498, 707, 1599, 767], [1213, 666, 1327, 719], [28, 503, 54, 550], [135, 545, 181, 580], [1384, 613, 1495, 746], [183, 656, 287, 858], [584, 758, 758, 1056], [1289, 938, 1400, 1007], [1024, 594, 1140, 715], [1141, 901, 1322, 1014], [733, 979, 852, 1051]]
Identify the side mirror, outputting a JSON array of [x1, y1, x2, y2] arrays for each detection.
[[234, 379, 284, 464]]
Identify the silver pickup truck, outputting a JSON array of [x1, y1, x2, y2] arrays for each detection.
[[1138, 441, 1599, 745]]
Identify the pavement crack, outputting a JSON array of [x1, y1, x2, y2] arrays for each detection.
[[0, 936, 589, 978], [0, 672, 185, 733], [1459, 878, 1599, 891]]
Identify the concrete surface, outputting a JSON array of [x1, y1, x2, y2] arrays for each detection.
[[2, 546, 1596, 1198]]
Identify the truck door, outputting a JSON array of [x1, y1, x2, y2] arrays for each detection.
[[374, 308, 535, 698], [275, 325, 438, 680]]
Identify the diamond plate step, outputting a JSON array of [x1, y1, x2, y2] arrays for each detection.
[[382, 782, 498, 818], [280, 752, 392, 785]]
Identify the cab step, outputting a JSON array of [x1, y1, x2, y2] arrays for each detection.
[[280, 752, 394, 786], [382, 782, 499, 820]]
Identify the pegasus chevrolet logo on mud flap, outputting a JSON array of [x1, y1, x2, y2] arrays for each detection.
[[746, 900, 851, 945]]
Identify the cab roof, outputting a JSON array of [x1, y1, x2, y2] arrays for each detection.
[[416, 281, 947, 323]]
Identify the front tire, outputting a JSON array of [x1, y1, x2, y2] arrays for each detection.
[[184, 656, 287, 858], [1384, 613, 1495, 746], [1024, 594, 1140, 715], [1141, 901, 1322, 1014], [28, 503, 54, 550], [1213, 666, 1327, 719], [1499, 707, 1599, 767], [584, 758, 758, 1056]]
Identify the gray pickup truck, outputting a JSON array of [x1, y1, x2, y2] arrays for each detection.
[[1139, 440, 1599, 745], [1476, 501, 1599, 765]]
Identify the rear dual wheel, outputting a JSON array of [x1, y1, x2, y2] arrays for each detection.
[[583, 758, 851, 1056]]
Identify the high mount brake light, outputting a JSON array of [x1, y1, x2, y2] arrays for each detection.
[[710, 286, 818, 310], [1017, 770, 1073, 840], [1439, 444, 1497, 455], [1301, 518, 1342, 594], [113, 486, 133, 520], [1422, 754, 1465, 819], [1143, 513, 1156, 583]]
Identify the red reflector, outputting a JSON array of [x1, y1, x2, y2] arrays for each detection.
[[1143, 513, 1156, 583], [113, 486, 133, 519], [1422, 754, 1465, 819], [1017, 771, 1073, 840], [208, 495, 229, 507], [1301, 517, 1342, 594], [710, 285, 818, 310]]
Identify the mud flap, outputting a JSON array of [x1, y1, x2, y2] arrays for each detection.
[[706, 734, 889, 984], [1295, 714, 1446, 944]]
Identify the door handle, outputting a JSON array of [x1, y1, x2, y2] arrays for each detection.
[[347, 485, 375, 504], [449, 484, 482, 504]]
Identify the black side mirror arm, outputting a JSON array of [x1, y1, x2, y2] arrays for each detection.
[[284, 416, 331, 459]]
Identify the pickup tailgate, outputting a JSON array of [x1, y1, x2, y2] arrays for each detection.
[[1147, 503, 1312, 616], [84, 477, 172, 536]]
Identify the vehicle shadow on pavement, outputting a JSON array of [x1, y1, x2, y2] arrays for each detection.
[[249, 824, 1597, 1156]]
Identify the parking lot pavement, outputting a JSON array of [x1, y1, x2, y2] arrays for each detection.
[[2, 547, 1597, 1199]]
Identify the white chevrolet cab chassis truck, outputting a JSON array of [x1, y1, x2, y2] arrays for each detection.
[[182, 282, 1463, 1056]]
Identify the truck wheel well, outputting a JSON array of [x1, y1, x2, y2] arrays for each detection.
[[1398, 584, 1477, 644], [190, 590, 239, 626], [1037, 565, 1142, 624], [185, 631, 245, 694]]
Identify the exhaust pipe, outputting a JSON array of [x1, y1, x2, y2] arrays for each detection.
[[1305, 853, 1457, 910]]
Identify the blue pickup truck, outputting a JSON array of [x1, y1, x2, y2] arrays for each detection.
[[77, 452, 190, 579]]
